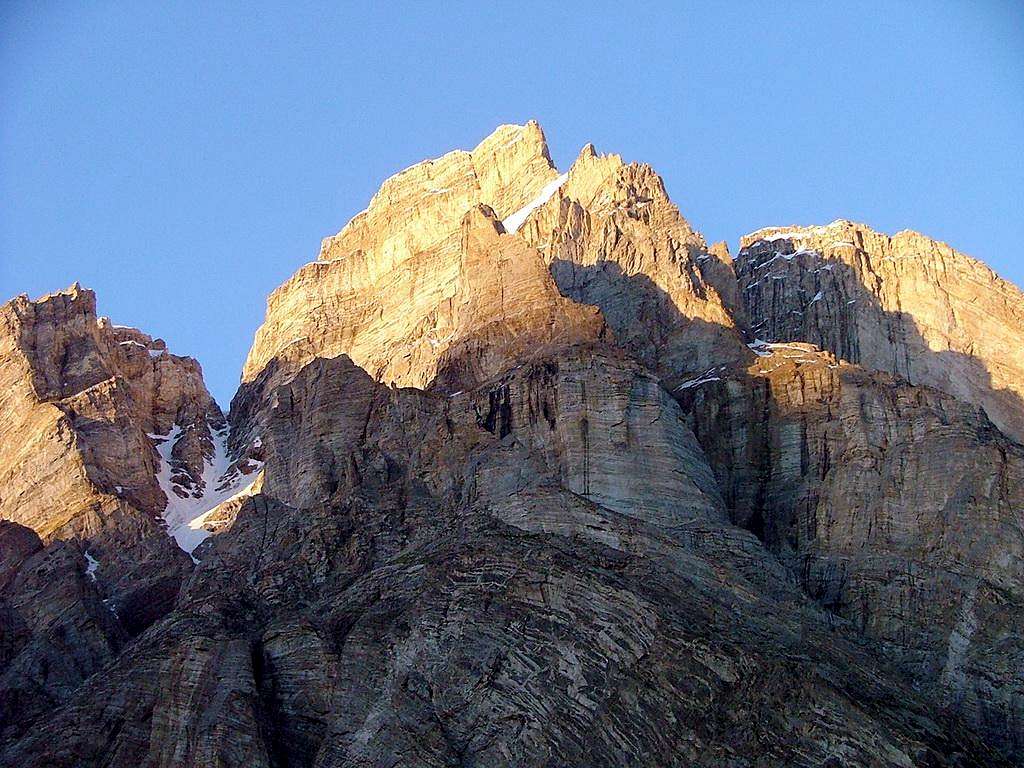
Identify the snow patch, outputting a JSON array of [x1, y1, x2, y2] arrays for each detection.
[[748, 341, 819, 358], [150, 424, 263, 559], [809, 291, 824, 305], [502, 172, 568, 234], [426, 331, 455, 349], [83, 551, 100, 581], [674, 366, 726, 391], [119, 339, 164, 358]]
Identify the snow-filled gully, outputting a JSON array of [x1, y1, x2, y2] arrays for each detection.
[[148, 424, 262, 559]]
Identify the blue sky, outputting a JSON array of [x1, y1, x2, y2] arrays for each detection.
[[2, 1, 1022, 408]]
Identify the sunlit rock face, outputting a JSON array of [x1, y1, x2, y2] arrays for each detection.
[[516, 142, 750, 379], [0, 284, 226, 727], [238, 121, 568, 394], [0, 284, 224, 540], [231, 124, 749, 437], [3, 123, 1024, 766], [736, 219, 1024, 442]]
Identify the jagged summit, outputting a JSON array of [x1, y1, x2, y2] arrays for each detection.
[[319, 120, 559, 261], [239, 122, 737, 407]]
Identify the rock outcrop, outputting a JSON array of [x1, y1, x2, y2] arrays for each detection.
[[0, 284, 223, 539], [2, 123, 1023, 766], [239, 121, 567, 394], [0, 521, 127, 743], [518, 142, 750, 378], [3, 349, 1013, 767], [679, 341, 1024, 758], [0, 284, 249, 634], [736, 220, 1024, 442]]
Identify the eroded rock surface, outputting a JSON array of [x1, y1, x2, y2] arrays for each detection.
[[676, 341, 1024, 758], [4, 351, 1012, 767], [0, 284, 228, 634]]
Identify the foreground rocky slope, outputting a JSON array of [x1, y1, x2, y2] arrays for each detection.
[[2, 123, 1023, 766], [3, 350, 1012, 767]]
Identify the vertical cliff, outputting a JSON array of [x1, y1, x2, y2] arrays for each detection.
[[736, 220, 1024, 442]]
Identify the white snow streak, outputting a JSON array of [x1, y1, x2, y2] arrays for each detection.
[[150, 425, 263, 558], [674, 366, 726, 391], [501, 172, 568, 234], [84, 551, 100, 581]]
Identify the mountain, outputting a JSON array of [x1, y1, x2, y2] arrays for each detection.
[[1, 122, 1022, 767]]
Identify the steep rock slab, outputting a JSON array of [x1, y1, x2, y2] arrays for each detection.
[[679, 342, 1024, 759], [253, 346, 722, 529], [736, 220, 1024, 442]]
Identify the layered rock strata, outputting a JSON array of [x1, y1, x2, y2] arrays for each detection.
[[736, 220, 1024, 442]]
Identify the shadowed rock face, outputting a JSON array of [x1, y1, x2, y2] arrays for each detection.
[[0, 520, 127, 744], [3, 353, 1012, 767], [736, 221, 1024, 442], [678, 344, 1024, 758], [2, 123, 1024, 766]]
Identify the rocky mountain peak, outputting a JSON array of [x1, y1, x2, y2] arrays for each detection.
[[3, 124, 1024, 766], [316, 120, 558, 265]]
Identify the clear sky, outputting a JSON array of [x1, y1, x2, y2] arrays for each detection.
[[2, 1, 1022, 408]]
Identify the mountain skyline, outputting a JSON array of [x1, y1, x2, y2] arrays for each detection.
[[3, 4, 1023, 763], [3, 2, 1022, 407]]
